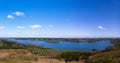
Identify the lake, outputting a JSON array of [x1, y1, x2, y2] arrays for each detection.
[[13, 39, 114, 50]]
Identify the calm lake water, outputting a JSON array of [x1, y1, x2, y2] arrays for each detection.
[[14, 40, 114, 50]]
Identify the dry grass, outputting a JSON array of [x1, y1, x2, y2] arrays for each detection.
[[32, 56, 66, 63], [67, 61, 85, 63]]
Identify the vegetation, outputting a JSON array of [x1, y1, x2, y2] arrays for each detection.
[[0, 38, 120, 63]]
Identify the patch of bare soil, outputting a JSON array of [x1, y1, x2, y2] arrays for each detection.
[[0, 52, 9, 58], [32, 57, 65, 63]]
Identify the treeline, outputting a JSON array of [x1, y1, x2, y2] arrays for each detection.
[[0, 39, 26, 49], [12, 38, 110, 42]]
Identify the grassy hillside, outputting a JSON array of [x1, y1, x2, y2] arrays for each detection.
[[0, 38, 120, 63]]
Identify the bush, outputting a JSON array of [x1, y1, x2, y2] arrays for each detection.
[[60, 51, 93, 62], [94, 58, 113, 63]]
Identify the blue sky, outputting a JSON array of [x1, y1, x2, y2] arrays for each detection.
[[0, 0, 120, 38]]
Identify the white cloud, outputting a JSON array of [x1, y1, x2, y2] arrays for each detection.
[[98, 26, 104, 30], [112, 33, 120, 37], [17, 26, 26, 29], [0, 26, 4, 30], [7, 15, 14, 19], [29, 24, 42, 29], [12, 11, 24, 16]]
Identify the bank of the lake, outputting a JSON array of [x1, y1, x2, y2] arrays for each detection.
[[13, 39, 114, 50]]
